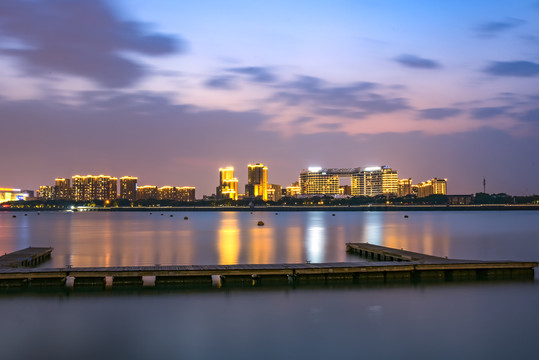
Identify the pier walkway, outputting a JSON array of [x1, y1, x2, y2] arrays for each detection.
[[0, 243, 536, 289], [0, 247, 53, 268]]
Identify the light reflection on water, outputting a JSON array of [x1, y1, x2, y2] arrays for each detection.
[[0, 210, 538, 267], [1, 211, 539, 359]]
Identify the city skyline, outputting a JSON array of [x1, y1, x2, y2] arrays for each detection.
[[1, 1, 539, 196]]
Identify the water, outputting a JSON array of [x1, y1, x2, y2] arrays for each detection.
[[1, 210, 539, 359]]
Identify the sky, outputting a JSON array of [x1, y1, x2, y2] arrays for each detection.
[[1, 0, 539, 196]]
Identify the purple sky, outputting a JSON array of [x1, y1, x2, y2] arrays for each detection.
[[1, 0, 539, 196]]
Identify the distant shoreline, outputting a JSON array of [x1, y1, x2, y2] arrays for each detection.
[[3, 204, 539, 212]]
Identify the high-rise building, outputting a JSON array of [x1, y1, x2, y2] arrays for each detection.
[[245, 163, 268, 201], [55, 178, 71, 200], [397, 178, 413, 197], [137, 185, 159, 200], [267, 184, 282, 202], [417, 178, 447, 197], [299, 168, 340, 195], [217, 166, 238, 200], [351, 166, 398, 196], [38, 186, 56, 200], [72, 175, 117, 201], [120, 176, 138, 201]]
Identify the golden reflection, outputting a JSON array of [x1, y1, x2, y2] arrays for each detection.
[[218, 212, 241, 264], [248, 226, 275, 264], [286, 226, 303, 263]]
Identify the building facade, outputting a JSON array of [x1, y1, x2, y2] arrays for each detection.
[[397, 178, 413, 197], [157, 186, 196, 202], [136, 185, 159, 200], [55, 178, 71, 200], [351, 166, 398, 196], [120, 176, 138, 201], [72, 175, 117, 201], [217, 166, 238, 200], [417, 178, 447, 197], [245, 163, 268, 200], [299, 168, 340, 195], [267, 184, 282, 202]]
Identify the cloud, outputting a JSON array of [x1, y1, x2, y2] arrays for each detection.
[[474, 18, 525, 37], [393, 54, 441, 69], [271, 75, 404, 114], [0, 0, 185, 88], [204, 76, 237, 90], [483, 61, 539, 77], [227, 67, 278, 83], [419, 108, 462, 120], [518, 108, 539, 122], [470, 106, 509, 119]]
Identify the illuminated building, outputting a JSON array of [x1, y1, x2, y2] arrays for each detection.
[[245, 163, 268, 201], [398, 178, 413, 197], [286, 182, 301, 197], [38, 186, 56, 200], [157, 186, 196, 202], [417, 178, 447, 197], [299, 167, 340, 195], [217, 166, 238, 200], [55, 178, 71, 200], [267, 184, 282, 202], [72, 175, 117, 201], [137, 185, 159, 200], [351, 166, 398, 196], [1, 188, 31, 202], [339, 185, 351, 196], [120, 176, 138, 201]]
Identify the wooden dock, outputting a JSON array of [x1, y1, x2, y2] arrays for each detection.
[[0, 247, 53, 268], [0, 244, 536, 289]]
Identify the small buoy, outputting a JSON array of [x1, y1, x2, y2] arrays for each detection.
[[257, 221, 264, 226], [275, 213, 278, 215], [332, 213, 335, 216], [170, 214, 173, 217], [250, 212, 253, 214], [161, 214, 164, 216], [37, 212, 40, 215], [150, 213, 152, 215], [184, 216, 188, 220], [404, 215, 408, 218], [24, 214, 28, 216], [12, 215, 16, 218]]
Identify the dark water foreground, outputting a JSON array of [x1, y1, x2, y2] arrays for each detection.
[[1, 281, 538, 360], [1, 211, 538, 359]]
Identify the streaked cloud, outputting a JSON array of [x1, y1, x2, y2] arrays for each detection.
[[393, 54, 442, 69], [474, 18, 525, 37], [470, 107, 509, 119], [0, 0, 185, 88], [204, 76, 238, 90], [419, 108, 462, 120], [483, 61, 539, 77], [227, 67, 278, 83]]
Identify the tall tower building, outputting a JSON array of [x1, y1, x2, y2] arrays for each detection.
[[397, 178, 413, 197], [299, 168, 340, 195], [217, 167, 238, 200], [245, 163, 268, 201], [120, 176, 138, 201], [417, 178, 447, 197]]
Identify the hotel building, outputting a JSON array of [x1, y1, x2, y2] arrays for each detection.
[[136, 185, 159, 200], [417, 178, 447, 197], [217, 166, 238, 200], [351, 166, 398, 196], [245, 163, 268, 201], [55, 178, 71, 200], [299, 168, 340, 195], [397, 178, 413, 197]]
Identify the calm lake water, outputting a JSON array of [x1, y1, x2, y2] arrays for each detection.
[[1, 210, 539, 359]]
